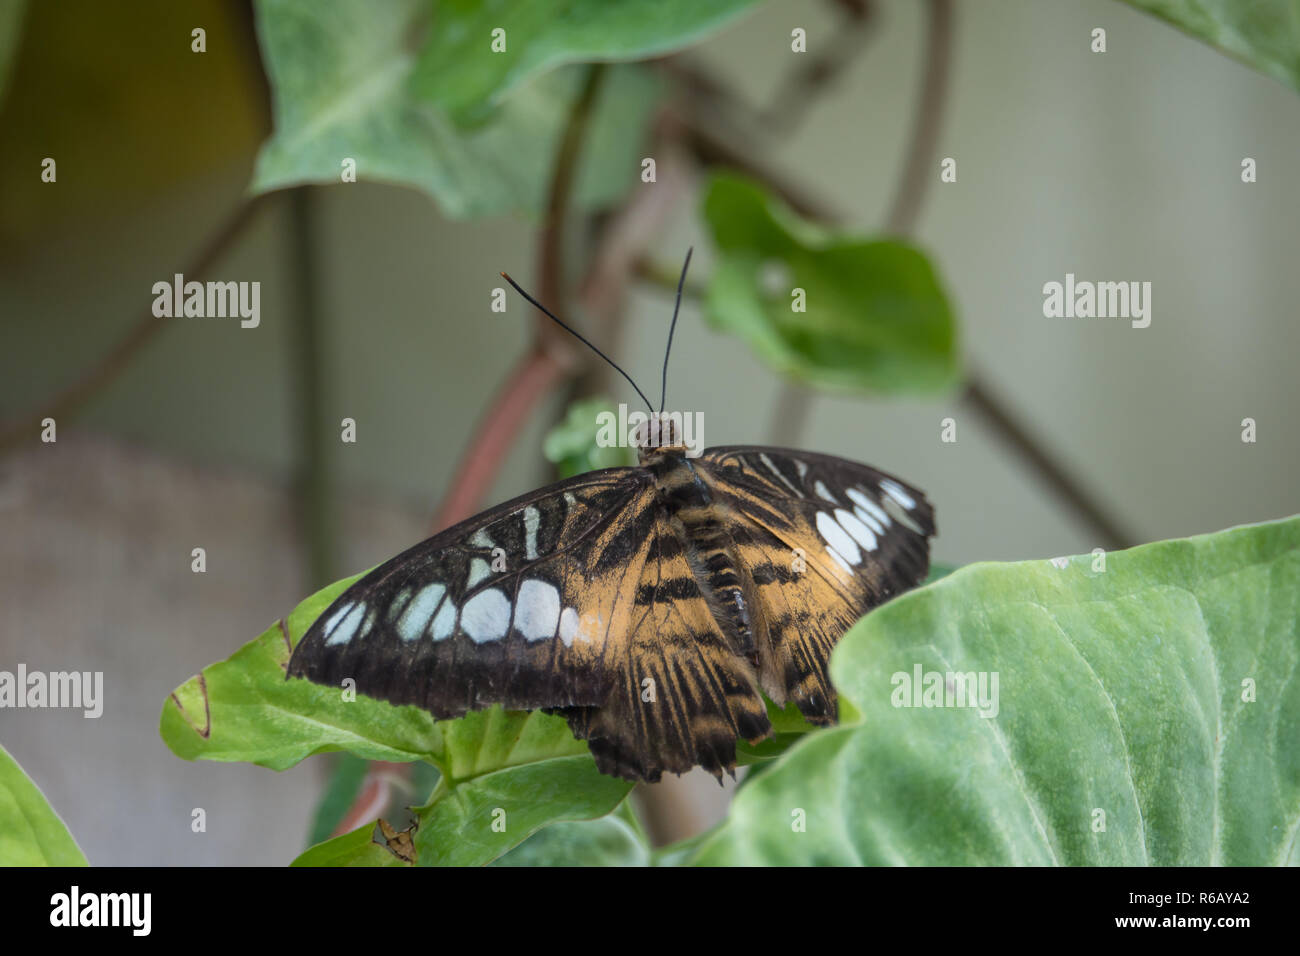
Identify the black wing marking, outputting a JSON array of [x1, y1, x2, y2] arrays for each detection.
[[287, 467, 655, 717], [553, 500, 771, 783], [698, 445, 936, 723]]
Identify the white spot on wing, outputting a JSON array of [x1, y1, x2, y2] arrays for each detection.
[[835, 508, 878, 552], [469, 528, 495, 549], [816, 511, 861, 565], [814, 480, 837, 503], [322, 602, 353, 638], [514, 579, 560, 641], [880, 478, 916, 510], [523, 505, 541, 561], [398, 583, 445, 642], [467, 557, 492, 587], [461, 589, 511, 643], [847, 487, 890, 527], [882, 494, 926, 534], [559, 607, 580, 647], [826, 546, 854, 576], [795, 459, 808, 478], [325, 603, 365, 646], [431, 598, 457, 641], [854, 506, 883, 535], [387, 588, 413, 622], [358, 607, 377, 639], [759, 452, 802, 496]]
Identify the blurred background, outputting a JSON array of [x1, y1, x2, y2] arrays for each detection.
[[1, 0, 1297, 865]]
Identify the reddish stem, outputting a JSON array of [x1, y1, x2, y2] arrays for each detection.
[[428, 347, 567, 533]]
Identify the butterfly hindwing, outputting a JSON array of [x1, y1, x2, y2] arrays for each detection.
[[698, 446, 936, 724], [553, 503, 772, 782], [288, 467, 655, 717]]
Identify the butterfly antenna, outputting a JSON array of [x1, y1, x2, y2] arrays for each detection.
[[659, 246, 692, 415], [500, 272, 653, 413]]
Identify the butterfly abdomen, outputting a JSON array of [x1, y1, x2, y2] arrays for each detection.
[[647, 454, 758, 664]]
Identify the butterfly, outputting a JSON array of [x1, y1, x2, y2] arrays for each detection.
[[287, 251, 936, 783]]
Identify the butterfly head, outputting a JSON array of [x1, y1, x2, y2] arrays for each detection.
[[633, 413, 687, 464]]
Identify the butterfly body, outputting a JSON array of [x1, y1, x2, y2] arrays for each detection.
[[288, 428, 935, 783]]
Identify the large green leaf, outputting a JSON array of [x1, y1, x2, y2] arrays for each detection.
[[252, 0, 658, 218], [690, 515, 1300, 865], [491, 801, 650, 866], [0, 742, 87, 866], [160, 574, 632, 865], [1121, 0, 1300, 93], [702, 174, 960, 395], [411, 0, 763, 123], [414, 754, 632, 865]]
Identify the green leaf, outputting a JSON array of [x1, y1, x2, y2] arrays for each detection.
[[0, 742, 87, 866], [690, 515, 1300, 865], [543, 396, 637, 479], [161, 572, 632, 865], [701, 173, 960, 395], [414, 753, 632, 865], [159, 571, 446, 769], [491, 803, 650, 866], [925, 561, 959, 584], [412, 0, 763, 123], [1120, 0, 1300, 93], [252, 0, 659, 218], [291, 822, 412, 867]]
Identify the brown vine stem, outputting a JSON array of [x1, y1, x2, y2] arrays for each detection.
[[0, 194, 271, 455], [537, 64, 607, 350], [427, 348, 567, 532], [428, 65, 606, 533]]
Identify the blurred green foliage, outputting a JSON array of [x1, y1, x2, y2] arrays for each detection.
[[1122, 0, 1300, 92], [0, 743, 87, 866], [703, 173, 960, 395], [543, 396, 637, 478]]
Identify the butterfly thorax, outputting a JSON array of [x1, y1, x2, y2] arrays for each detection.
[[639, 446, 759, 665]]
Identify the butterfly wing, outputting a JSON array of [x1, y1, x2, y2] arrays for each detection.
[[553, 503, 772, 783], [288, 465, 772, 782], [288, 467, 656, 717], [698, 446, 936, 724]]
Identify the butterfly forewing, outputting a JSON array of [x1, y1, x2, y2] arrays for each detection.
[[288, 467, 654, 717], [698, 446, 936, 723]]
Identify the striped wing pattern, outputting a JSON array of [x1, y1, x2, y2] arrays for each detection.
[[288, 446, 934, 783], [288, 467, 652, 716], [699, 446, 936, 725], [554, 508, 771, 781]]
